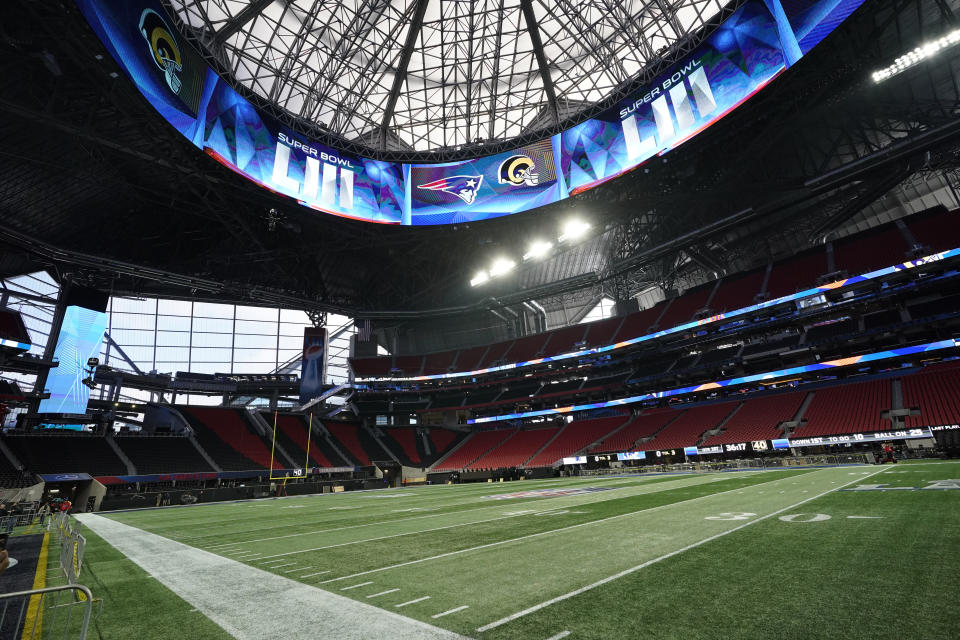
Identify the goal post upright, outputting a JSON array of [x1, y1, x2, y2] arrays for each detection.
[[304, 412, 314, 472], [269, 409, 280, 481]]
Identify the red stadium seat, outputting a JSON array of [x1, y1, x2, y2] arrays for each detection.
[[790, 379, 891, 437]]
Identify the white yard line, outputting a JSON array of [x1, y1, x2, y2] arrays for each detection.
[[300, 571, 331, 578], [319, 472, 800, 585], [545, 632, 571, 640], [251, 509, 561, 561], [367, 589, 401, 599], [475, 467, 887, 633], [432, 606, 469, 619], [341, 581, 374, 591], [395, 596, 431, 608], [200, 474, 722, 550], [76, 514, 467, 640]]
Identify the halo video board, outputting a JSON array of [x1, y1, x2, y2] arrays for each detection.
[[78, 0, 866, 225]]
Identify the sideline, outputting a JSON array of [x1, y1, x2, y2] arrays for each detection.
[[76, 514, 469, 640]]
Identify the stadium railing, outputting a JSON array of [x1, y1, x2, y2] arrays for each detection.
[[0, 585, 94, 639]]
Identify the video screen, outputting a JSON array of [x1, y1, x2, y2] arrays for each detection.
[[78, 0, 866, 225], [37, 305, 108, 415]]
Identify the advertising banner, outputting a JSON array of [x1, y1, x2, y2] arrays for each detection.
[[299, 327, 327, 405]]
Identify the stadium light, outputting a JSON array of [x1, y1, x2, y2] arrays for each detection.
[[559, 219, 591, 243], [489, 257, 517, 277], [470, 270, 490, 287], [872, 28, 960, 83], [523, 240, 553, 261]]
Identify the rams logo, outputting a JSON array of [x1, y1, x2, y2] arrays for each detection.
[[140, 9, 184, 95], [498, 155, 539, 187]]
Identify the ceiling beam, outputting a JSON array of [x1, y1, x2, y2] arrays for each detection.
[[211, 0, 277, 46], [379, 0, 430, 149], [520, 0, 560, 124]]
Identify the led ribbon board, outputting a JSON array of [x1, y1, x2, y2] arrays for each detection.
[[467, 338, 960, 423], [77, 0, 865, 225], [359, 248, 960, 383], [0, 338, 31, 351]]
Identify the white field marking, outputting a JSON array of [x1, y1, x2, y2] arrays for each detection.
[[475, 467, 887, 633], [205, 505, 519, 549], [432, 606, 469, 619], [395, 596, 431, 608], [341, 581, 374, 591], [198, 474, 722, 549], [546, 632, 572, 640], [367, 589, 401, 599], [259, 559, 288, 565], [268, 562, 296, 569], [318, 471, 806, 585], [300, 571, 331, 578], [283, 567, 305, 573], [778, 513, 830, 522], [251, 507, 573, 561], [847, 515, 884, 519], [75, 514, 467, 640]]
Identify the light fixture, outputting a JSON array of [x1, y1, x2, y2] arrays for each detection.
[[559, 219, 591, 242], [470, 270, 490, 287], [872, 28, 960, 83], [523, 240, 553, 261], [489, 257, 516, 277]]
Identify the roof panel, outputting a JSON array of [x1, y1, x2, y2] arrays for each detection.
[[167, 0, 724, 151]]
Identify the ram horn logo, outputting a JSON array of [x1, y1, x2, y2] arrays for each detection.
[[498, 155, 539, 187], [140, 9, 184, 95], [417, 175, 483, 205]]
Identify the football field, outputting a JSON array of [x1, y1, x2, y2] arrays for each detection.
[[71, 462, 960, 639]]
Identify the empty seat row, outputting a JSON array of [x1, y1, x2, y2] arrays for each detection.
[[353, 208, 960, 384]]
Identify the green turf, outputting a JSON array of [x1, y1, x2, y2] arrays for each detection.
[[74, 464, 960, 639]]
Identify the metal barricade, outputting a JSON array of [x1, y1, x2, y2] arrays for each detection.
[[0, 585, 94, 639], [0, 508, 39, 534], [49, 513, 86, 586]]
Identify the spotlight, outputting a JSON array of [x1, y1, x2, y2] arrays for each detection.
[[470, 271, 490, 287], [872, 28, 960, 83], [81, 377, 96, 390], [523, 240, 553, 261], [489, 257, 516, 277], [559, 219, 591, 242]]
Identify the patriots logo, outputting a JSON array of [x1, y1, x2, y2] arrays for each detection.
[[417, 175, 483, 205]]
